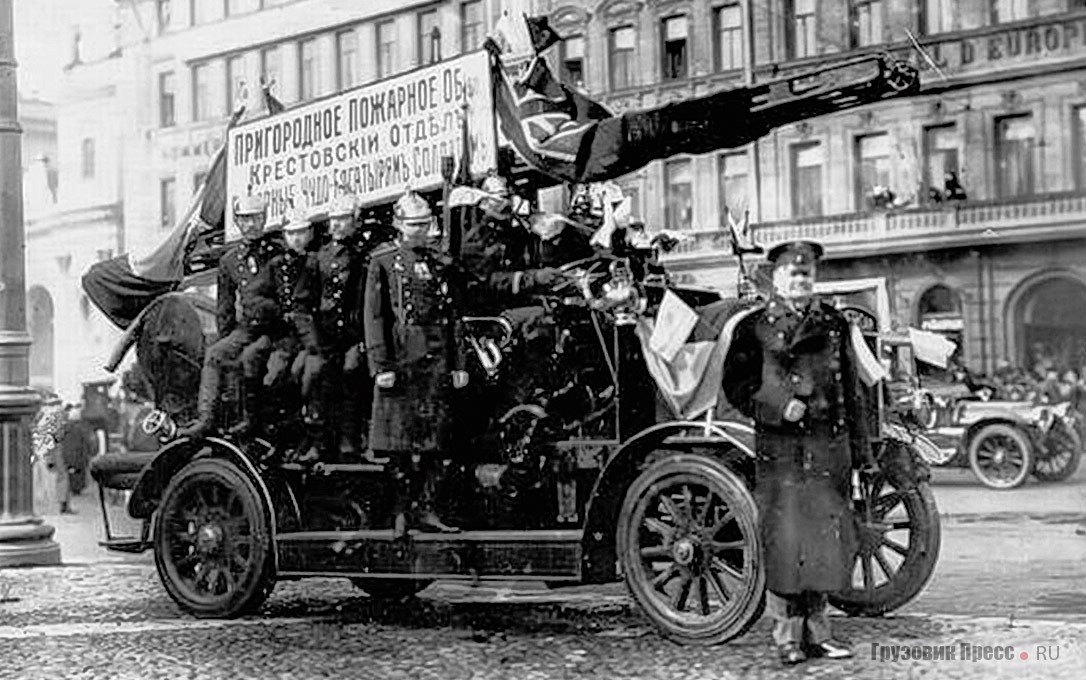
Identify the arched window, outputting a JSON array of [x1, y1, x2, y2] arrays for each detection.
[[27, 286, 55, 388]]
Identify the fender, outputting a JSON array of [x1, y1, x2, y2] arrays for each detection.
[[127, 437, 294, 541], [580, 420, 755, 583]]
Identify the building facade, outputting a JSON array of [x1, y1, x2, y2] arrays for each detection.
[[30, 0, 1086, 398]]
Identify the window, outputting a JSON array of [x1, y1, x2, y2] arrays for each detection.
[[560, 35, 585, 88], [1073, 107, 1086, 189], [159, 71, 176, 127], [226, 54, 246, 112], [991, 0, 1029, 23], [855, 133, 892, 208], [714, 4, 743, 72], [418, 9, 440, 65], [924, 0, 956, 34], [376, 20, 396, 79], [791, 0, 817, 59], [851, 0, 884, 48], [462, 1, 484, 52], [298, 38, 318, 100], [996, 115, 1035, 197], [227, 0, 259, 16], [662, 16, 688, 80], [190, 0, 223, 25], [160, 178, 176, 230], [192, 62, 213, 121], [337, 30, 358, 90], [609, 26, 636, 90], [924, 124, 959, 196], [665, 159, 694, 231], [156, 0, 172, 34], [260, 46, 281, 93], [718, 152, 751, 217], [80, 138, 95, 179], [791, 142, 824, 218]]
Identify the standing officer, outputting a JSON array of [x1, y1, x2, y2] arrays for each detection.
[[365, 189, 468, 536], [180, 195, 282, 438], [308, 195, 370, 460], [722, 240, 876, 666]]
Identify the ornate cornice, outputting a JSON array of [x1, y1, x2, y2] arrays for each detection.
[[551, 5, 591, 29], [598, 0, 644, 23]]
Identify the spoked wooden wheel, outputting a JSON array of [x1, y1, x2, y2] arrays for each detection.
[[830, 445, 940, 616], [154, 458, 275, 617], [968, 423, 1033, 489], [1033, 420, 1082, 482], [617, 454, 764, 646]]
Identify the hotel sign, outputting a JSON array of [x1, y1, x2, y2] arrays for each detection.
[[906, 15, 1086, 81]]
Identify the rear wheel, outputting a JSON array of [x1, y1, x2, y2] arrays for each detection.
[[830, 440, 941, 616], [154, 457, 275, 617], [617, 454, 764, 646], [968, 423, 1033, 489], [1033, 420, 1082, 482]]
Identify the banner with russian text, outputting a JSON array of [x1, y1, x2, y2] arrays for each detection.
[[225, 50, 497, 238]]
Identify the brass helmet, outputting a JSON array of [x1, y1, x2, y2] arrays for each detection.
[[235, 193, 268, 217], [481, 173, 511, 199], [327, 194, 358, 219], [393, 189, 433, 224], [282, 207, 312, 232]]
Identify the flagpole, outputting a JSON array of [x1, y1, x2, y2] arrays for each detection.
[[741, 0, 762, 226]]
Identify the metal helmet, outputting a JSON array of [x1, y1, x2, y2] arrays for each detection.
[[480, 173, 511, 199], [327, 194, 358, 219], [282, 208, 312, 232], [235, 194, 268, 217], [393, 189, 433, 224]]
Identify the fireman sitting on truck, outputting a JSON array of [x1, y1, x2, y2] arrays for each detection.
[[179, 194, 284, 439]]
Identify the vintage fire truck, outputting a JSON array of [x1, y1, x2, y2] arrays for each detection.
[[88, 46, 939, 646]]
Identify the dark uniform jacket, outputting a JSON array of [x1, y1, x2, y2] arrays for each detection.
[[364, 241, 465, 452], [217, 235, 283, 336], [460, 210, 554, 313], [311, 237, 368, 352], [723, 296, 873, 595], [270, 249, 320, 351]]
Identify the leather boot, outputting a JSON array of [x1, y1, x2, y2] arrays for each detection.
[[415, 457, 460, 534], [178, 365, 220, 438], [228, 377, 262, 438]]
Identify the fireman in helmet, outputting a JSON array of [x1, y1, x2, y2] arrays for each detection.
[[365, 189, 467, 536], [180, 194, 283, 439]]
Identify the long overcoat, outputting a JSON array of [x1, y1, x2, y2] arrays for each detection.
[[364, 241, 464, 453], [722, 297, 873, 595]]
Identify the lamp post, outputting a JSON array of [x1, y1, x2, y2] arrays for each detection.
[[0, 0, 61, 566]]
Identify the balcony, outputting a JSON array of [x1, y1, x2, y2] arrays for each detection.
[[662, 192, 1086, 266]]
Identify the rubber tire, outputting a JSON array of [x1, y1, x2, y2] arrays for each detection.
[[829, 446, 941, 616], [154, 457, 276, 618], [967, 423, 1033, 489], [350, 579, 433, 599], [1033, 421, 1082, 482], [617, 453, 765, 646]]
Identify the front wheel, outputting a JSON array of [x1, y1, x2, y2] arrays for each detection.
[[154, 457, 276, 617], [617, 454, 765, 646], [1033, 420, 1082, 482], [968, 423, 1033, 489]]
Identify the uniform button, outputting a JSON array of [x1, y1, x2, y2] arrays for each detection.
[[835, 372, 842, 381], [790, 374, 800, 384], [337, 320, 344, 327], [777, 331, 785, 339]]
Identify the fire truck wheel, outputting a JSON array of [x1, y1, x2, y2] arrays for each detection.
[[967, 423, 1033, 489], [617, 453, 765, 646], [350, 579, 433, 600], [154, 457, 275, 618], [1033, 419, 1082, 482]]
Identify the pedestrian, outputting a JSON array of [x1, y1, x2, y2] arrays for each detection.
[[365, 189, 468, 536], [723, 239, 877, 666], [59, 404, 96, 505]]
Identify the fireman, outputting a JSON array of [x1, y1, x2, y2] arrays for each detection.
[[365, 189, 467, 536], [180, 194, 283, 439], [307, 194, 370, 460]]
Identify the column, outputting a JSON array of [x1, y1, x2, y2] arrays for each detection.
[[0, 0, 61, 567]]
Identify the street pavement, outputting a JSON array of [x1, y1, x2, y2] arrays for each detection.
[[0, 464, 1084, 679]]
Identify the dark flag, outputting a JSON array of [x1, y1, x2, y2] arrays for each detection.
[[82, 106, 247, 329], [525, 15, 561, 54]]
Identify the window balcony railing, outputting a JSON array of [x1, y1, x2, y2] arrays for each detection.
[[661, 191, 1086, 263]]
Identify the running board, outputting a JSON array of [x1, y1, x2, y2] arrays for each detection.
[[276, 529, 583, 580]]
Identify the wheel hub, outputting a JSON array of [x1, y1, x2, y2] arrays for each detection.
[[672, 537, 697, 566], [196, 523, 224, 553], [992, 448, 1006, 466]]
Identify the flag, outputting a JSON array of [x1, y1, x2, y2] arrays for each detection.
[[649, 290, 699, 362], [82, 107, 247, 329], [262, 79, 285, 115], [908, 327, 957, 369], [525, 15, 561, 53], [723, 206, 763, 256], [853, 323, 890, 386], [638, 296, 760, 419]]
